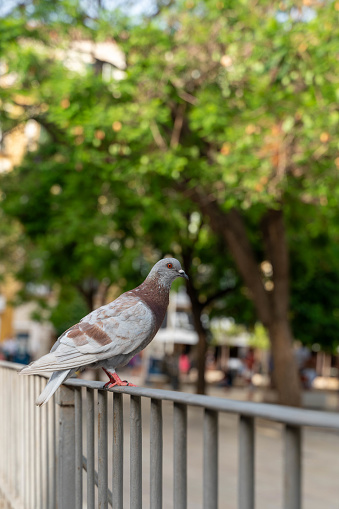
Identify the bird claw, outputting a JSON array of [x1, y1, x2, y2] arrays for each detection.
[[103, 380, 115, 389], [103, 380, 137, 389], [102, 368, 137, 389]]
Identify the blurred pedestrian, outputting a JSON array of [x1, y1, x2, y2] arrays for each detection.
[[3, 337, 18, 362], [179, 353, 191, 375], [163, 352, 180, 391]]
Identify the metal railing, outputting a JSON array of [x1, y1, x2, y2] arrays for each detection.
[[1, 360, 339, 509]]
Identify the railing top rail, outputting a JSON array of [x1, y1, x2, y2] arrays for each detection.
[[2, 360, 339, 430]]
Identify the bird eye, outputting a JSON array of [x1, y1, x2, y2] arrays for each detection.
[[167, 263, 173, 268]]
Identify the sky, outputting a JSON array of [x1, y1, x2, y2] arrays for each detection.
[[0, 0, 158, 18]]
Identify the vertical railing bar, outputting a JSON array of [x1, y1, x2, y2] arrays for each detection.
[[86, 388, 95, 509], [75, 387, 83, 509], [238, 415, 255, 509], [30, 376, 36, 509], [54, 394, 58, 509], [11, 370, 21, 498], [5, 369, 8, 485], [4, 368, 7, 481], [10, 369, 15, 497], [15, 370, 19, 500], [98, 390, 108, 509], [0, 369, 3, 484], [15, 370, 18, 495], [112, 392, 123, 509], [48, 393, 56, 509], [0, 368, 2, 479], [10, 369, 13, 493], [19, 372, 23, 500], [8, 368, 11, 491], [20, 375, 25, 502], [0, 369, 3, 482], [173, 402, 187, 509], [5, 369, 8, 486], [42, 378, 48, 509], [130, 395, 142, 509], [26, 374, 30, 508], [3, 368, 5, 483], [5, 368, 8, 485], [150, 398, 163, 509], [3, 368, 6, 483], [20, 373, 24, 500], [35, 376, 46, 509], [0, 369, 4, 483], [203, 409, 218, 509], [284, 425, 302, 509], [35, 377, 42, 509], [35, 376, 39, 509], [5, 369, 9, 489], [36, 377, 41, 509], [57, 385, 76, 509], [24, 374, 30, 509], [15, 370, 19, 498]]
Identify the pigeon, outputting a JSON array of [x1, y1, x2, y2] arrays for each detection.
[[20, 258, 188, 406]]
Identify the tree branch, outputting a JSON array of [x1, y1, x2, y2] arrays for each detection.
[[177, 90, 198, 105], [170, 103, 186, 149], [202, 287, 233, 309], [175, 181, 273, 326], [149, 0, 175, 18], [149, 121, 167, 150]]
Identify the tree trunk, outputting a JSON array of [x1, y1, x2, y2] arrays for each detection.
[[195, 321, 208, 395], [267, 319, 300, 406], [181, 185, 301, 406], [182, 250, 208, 395], [261, 209, 301, 406]]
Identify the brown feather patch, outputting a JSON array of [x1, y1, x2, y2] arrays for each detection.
[[67, 324, 88, 346], [80, 322, 111, 346], [67, 325, 81, 338]]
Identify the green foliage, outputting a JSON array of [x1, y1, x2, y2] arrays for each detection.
[[1, 0, 339, 349], [249, 323, 270, 351]]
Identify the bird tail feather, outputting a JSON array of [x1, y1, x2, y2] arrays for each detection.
[[19, 353, 60, 375], [35, 369, 71, 407]]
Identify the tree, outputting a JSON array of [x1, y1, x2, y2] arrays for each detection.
[[1, 0, 339, 405], [1, 1, 249, 396], [108, 0, 339, 405]]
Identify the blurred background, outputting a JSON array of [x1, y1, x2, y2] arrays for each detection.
[[1, 0, 339, 409]]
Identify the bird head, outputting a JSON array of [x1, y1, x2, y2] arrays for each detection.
[[146, 257, 189, 287]]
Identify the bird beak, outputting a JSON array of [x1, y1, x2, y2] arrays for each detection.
[[178, 269, 189, 280]]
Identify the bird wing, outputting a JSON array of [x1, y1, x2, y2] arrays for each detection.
[[44, 293, 156, 371]]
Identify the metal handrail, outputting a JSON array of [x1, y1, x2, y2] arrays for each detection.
[[66, 378, 339, 429], [4, 360, 339, 429]]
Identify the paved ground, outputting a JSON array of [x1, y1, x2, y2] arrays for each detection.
[[81, 372, 339, 509]]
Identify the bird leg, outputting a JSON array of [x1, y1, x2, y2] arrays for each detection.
[[102, 368, 136, 388]]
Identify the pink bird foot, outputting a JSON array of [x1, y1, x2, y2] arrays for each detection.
[[102, 368, 137, 389]]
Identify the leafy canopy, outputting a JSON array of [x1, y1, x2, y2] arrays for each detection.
[[1, 0, 339, 348]]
